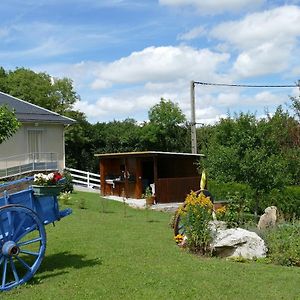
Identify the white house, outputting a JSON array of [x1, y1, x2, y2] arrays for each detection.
[[0, 91, 75, 178]]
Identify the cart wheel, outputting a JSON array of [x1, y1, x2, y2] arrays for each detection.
[[174, 203, 186, 236], [0, 205, 46, 291]]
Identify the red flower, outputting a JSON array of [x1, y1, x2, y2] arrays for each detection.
[[53, 172, 63, 183]]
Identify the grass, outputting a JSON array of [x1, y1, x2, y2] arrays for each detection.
[[3, 191, 300, 299]]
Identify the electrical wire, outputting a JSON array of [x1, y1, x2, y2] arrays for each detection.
[[193, 81, 299, 88]]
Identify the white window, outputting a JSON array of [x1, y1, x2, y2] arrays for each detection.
[[28, 129, 43, 161]]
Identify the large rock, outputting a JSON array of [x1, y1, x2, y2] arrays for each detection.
[[211, 228, 267, 259], [257, 206, 277, 230]]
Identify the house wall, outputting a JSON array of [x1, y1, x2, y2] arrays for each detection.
[[0, 122, 65, 171]]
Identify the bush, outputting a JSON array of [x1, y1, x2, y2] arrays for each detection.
[[61, 170, 74, 193], [209, 180, 300, 218], [216, 192, 252, 228], [180, 191, 213, 254], [264, 222, 300, 266], [260, 187, 300, 219]]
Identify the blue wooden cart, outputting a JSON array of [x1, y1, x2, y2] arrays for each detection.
[[0, 177, 72, 291]]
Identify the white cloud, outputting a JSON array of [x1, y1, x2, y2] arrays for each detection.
[[210, 5, 300, 78], [91, 45, 229, 87], [195, 106, 226, 125], [177, 26, 206, 41], [159, 0, 264, 14], [233, 43, 292, 77], [211, 5, 300, 49]]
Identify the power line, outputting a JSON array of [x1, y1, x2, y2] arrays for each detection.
[[194, 81, 298, 88]]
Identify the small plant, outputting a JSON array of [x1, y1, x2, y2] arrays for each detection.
[[142, 186, 154, 207], [78, 198, 87, 209], [218, 192, 251, 228], [59, 191, 72, 205]]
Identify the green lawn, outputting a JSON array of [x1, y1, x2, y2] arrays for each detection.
[[3, 191, 300, 299]]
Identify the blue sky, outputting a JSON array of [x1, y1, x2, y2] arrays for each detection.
[[1, 0, 300, 123]]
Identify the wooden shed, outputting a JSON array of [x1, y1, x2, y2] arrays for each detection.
[[95, 151, 204, 203]]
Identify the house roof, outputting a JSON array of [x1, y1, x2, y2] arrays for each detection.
[[95, 151, 204, 158], [0, 91, 75, 125]]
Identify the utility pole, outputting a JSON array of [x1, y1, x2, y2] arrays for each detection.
[[190, 80, 197, 154]]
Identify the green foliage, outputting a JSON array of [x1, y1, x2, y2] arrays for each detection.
[[0, 105, 20, 144], [216, 192, 252, 228], [0, 67, 79, 114], [208, 180, 254, 202], [264, 222, 300, 266], [61, 170, 74, 193], [200, 108, 300, 215], [260, 186, 300, 219], [141, 98, 189, 152]]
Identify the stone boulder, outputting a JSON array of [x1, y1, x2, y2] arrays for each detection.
[[257, 206, 277, 230], [211, 228, 267, 259]]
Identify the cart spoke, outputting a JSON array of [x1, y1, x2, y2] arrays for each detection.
[[12, 216, 26, 241], [1, 257, 7, 288], [7, 211, 14, 238], [19, 250, 39, 257], [0, 219, 7, 242], [0, 255, 4, 266], [15, 256, 31, 271], [9, 258, 20, 284], [18, 237, 42, 247], [15, 223, 38, 243]]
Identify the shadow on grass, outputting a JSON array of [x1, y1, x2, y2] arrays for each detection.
[[25, 252, 102, 287], [38, 251, 103, 274]]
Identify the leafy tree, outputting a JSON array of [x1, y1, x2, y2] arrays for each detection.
[[290, 93, 300, 121], [93, 118, 142, 154], [0, 105, 20, 144], [2, 67, 79, 114], [64, 110, 95, 171], [202, 111, 296, 214], [141, 98, 189, 152]]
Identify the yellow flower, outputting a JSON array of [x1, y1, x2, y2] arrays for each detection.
[[174, 234, 184, 243], [216, 206, 226, 215]]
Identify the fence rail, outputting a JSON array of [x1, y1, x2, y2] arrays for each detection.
[[65, 167, 100, 190], [0, 152, 58, 179]]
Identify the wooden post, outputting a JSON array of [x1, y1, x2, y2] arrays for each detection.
[[191, 80, 197, 154], [124, 157, 129, 198], [135, 158, 142, 198], [99, 159, 105, 196]]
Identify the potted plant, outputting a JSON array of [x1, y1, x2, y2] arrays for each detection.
[[142, 186, 155, 206], [32, 172, 64, 196]]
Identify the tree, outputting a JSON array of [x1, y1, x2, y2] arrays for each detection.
[[2, 67, 79, 114], [202, 112, 296, 214], [141, 98, 189, 152], [0, 105, 20, 144]]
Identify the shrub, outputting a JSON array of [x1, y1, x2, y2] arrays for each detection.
[[180, 191, 213, 254], [260, 187, 300, 219], [61, 170, 74, 193], [264, 222, 300, 266], [217, 192, 252, 228]]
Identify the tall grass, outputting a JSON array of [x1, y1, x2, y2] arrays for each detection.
[[3, 191, 300, 299]]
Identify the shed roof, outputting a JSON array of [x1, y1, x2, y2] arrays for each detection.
[[0, 91, 75, 125], [95, 151, 204, 158]]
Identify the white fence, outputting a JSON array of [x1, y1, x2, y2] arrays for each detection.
[[65, 167, 100, 190]]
